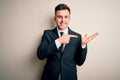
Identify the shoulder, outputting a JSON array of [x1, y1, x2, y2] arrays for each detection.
[[69, 28, 82, 37], [44, 29, 52, 33], [42, 28, 57, 38], [43, 28, 56, 34]]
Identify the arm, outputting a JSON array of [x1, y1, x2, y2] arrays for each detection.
[[75, 32, 99, 66], [37, 30, 58, 60], [75, 37, 87, 66]]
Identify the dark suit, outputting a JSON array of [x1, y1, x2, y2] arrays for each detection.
[[37, 28, 87, 80]]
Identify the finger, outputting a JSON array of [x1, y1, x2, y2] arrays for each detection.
[[83, 34, 87, 39], [88, 32, 99, 41], [69, 35, 78, 38], [90, 32, 99, 39]]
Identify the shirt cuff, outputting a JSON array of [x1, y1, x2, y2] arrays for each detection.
[[55, 39, 61, 49], [82, 45, 86, 49]]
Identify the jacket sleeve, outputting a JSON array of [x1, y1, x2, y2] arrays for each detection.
[[75, 35, 87, 66], [37, 30, 58, 60]]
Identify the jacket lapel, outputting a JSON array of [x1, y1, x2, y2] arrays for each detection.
[[62, 28, 74, 56], [52, 28, 59, 39], [52, 28, 75, 58], [52, 28, 62, 59]]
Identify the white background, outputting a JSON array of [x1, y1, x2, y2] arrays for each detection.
[[0, 0, 120, 80]]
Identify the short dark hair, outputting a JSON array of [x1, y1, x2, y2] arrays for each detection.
[[55, 3, 71, 14]]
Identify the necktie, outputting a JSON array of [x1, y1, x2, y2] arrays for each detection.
[[58, 32, 64, 80], [59, 32, 64, 54]]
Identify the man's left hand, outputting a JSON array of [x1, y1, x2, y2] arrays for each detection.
[[82, 32, 99, 46]]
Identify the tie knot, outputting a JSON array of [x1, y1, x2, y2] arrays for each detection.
[[60, 32, 64, 36]]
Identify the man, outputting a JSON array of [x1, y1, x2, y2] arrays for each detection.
[[37, 3, 98, 80]]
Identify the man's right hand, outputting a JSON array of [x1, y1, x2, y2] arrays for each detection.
[[58, 34, 78, 44]]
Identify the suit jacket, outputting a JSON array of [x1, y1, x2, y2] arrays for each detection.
[[37, 28, 87, 80]]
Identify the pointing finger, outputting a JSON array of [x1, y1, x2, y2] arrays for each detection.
[[69, 35, 78, 38]]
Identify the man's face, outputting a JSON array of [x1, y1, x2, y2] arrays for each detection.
[[54, 10, 70, 30]]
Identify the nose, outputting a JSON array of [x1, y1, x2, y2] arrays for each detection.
[[61, 17, 65, 22]]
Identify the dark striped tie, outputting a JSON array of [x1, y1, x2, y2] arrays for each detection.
[[59, 32, 64, 54], [58, 32, 64, 80]]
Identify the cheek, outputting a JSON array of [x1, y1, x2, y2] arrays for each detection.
[[57, 19, 62, 23], [67, 18, 70, 21], [67, 19, 70, 23], [55, 19, 59, 23]]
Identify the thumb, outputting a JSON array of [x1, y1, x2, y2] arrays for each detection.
[[83, 34, 87, 39]]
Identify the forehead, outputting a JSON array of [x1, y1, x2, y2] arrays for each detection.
[[55, 10, 70, 16]]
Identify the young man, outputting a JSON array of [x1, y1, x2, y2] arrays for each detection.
[[37, 3, 98, 80]]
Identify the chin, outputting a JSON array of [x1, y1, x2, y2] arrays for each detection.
[[60, 27, 66, 30], [61, 25, 67, 28]]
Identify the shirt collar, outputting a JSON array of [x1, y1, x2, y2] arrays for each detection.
[[57, 27, 68, 37]]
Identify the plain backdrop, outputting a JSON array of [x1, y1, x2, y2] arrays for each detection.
[[0, 0, 120, 80]]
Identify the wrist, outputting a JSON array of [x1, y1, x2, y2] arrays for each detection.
[[82, 42, 86, 46], [58, 38, 62, 44]]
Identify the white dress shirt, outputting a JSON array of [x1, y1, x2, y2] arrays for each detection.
[[55, 27, 68, 49], [55, 27, 86, 49]]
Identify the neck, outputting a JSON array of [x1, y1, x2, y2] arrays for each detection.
[[57, 27, 68, 31]]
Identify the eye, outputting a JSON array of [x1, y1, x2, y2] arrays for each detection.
[[57, 16, 62, 18], [65, 16, 68, 18]]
